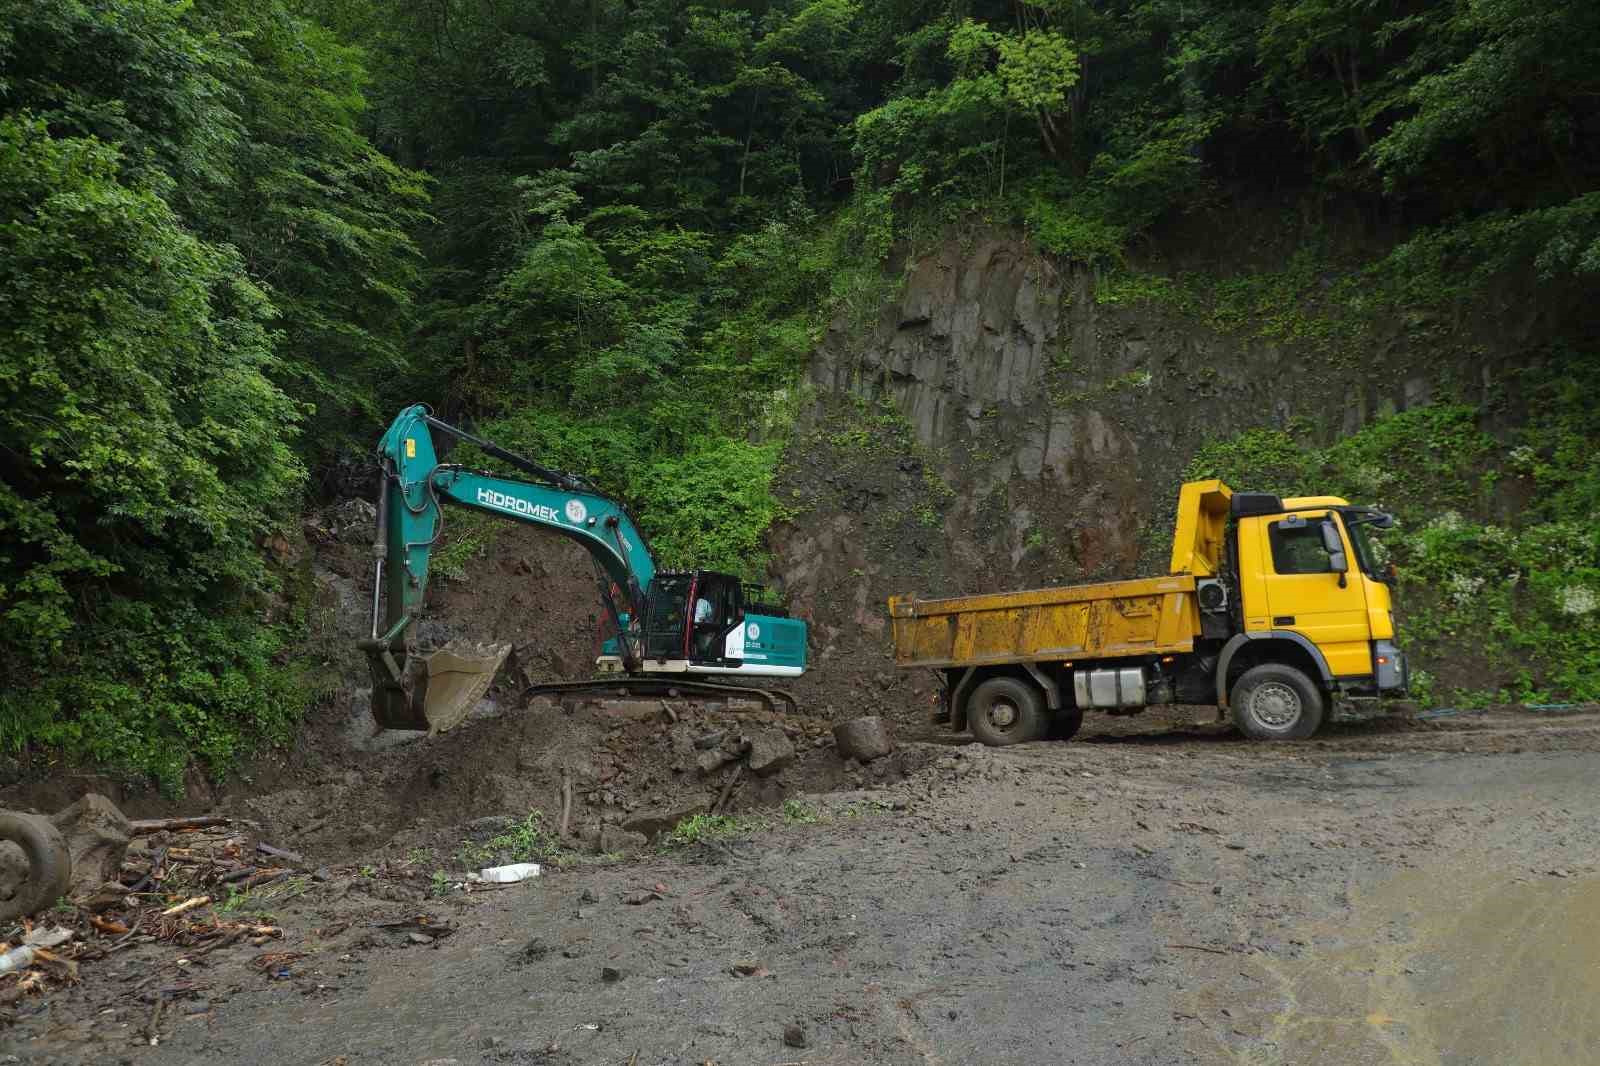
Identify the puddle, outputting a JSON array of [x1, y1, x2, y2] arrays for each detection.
[[1219, 869, 1600, 1064]]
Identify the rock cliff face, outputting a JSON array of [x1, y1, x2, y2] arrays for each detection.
[[770, 229, 1502, 704]]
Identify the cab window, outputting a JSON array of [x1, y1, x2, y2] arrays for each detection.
[[1268, 521, 1335, 574], [643, 574, 692, 658]]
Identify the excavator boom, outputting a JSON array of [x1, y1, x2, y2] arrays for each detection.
[[361, 405, 658, 731]]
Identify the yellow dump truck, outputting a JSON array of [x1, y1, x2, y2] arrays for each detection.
[[888, 480, 1408, 743]]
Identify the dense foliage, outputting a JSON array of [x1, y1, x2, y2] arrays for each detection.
[[0, 0, 420, 788], [3, 0, 1596, 783]]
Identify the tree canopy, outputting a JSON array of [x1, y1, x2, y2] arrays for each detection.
[[2, 0, 1596, 784]]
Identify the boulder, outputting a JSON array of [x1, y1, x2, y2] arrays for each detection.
[[745, 729, 795, 777], [329, 498, 377, 543], [833, 717, 894, 762], [696, 749, 734, 776], [48, 793, 131, 897], [692, 731, 727, 750], [622, 795, 710, 841]]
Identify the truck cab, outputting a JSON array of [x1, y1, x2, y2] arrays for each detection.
[[888, 480, 1409, 745], [1230, 493, 1406, 698], [1214, 491, 1408, 735]]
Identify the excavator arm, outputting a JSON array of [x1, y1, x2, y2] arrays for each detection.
[[360, 404, 657, 731]]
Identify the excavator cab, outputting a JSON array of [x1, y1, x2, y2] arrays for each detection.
[[640, 570, 744, 666]]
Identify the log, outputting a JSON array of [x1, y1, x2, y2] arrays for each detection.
[[130, 816, 235, 835], [255, 843, 304, 866]]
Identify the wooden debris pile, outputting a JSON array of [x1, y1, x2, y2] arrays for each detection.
[[1, 815, 306, 1013]]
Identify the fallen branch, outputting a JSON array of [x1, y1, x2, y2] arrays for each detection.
[[126, 847, 168, 893], [297, 816, 331, 837], [160, 897, 210, 918], [558, 766, 574, 838], [712, 764, 745, 815], [145, 994, 164, 1046], [238, 869, 289, 891], [1167, 943, 1231, 955], [106, 918, 145, 954], [192, 927, 245, 958]]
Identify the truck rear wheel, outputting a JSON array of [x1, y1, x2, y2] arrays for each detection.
[[1049, 705, 1084, 741], [1230, 663, 1324, 740], [967, 677, 1047, 746]]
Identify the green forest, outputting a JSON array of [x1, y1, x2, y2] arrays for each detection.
[[3, 0, 1597, 787]]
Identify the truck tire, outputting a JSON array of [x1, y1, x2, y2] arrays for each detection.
[[1049, 705, 1084, 741], [967, 677, 1047, 746], [0, 812, 72, 923], [1230, 663, 1324, 740]]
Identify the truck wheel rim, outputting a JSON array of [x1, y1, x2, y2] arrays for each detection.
[[988, 700, 1018, 729], [1250, 682, 1301, 729]]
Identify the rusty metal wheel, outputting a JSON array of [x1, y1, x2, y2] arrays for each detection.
[[0, 812, 72, 923]]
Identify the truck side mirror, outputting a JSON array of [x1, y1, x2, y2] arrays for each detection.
[[1320, 521, 1349, 585]]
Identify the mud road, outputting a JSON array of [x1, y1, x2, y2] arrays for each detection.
[[6, 708, 1599, 1065]]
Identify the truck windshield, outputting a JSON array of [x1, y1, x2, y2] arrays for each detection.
[[1339, 510, 1389, 580]]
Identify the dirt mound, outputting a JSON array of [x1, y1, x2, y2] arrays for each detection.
[[228, 692, 940, 865]]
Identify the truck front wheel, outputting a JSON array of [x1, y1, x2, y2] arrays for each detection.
[[967, 677, 1047, 746], [1230, 664, 1324, 740]]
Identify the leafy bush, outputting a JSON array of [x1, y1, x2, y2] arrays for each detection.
[[0, 116, 305, 790], [458, 811, 565, 867]]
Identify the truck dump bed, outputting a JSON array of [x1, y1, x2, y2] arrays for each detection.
[[888, 574, 1201, 667], [888, 481, 1232, 670]]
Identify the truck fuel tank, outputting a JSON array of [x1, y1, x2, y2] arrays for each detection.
[[1074, 666, 1147, 709]]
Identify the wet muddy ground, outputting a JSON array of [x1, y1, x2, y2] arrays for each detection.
[[4, 706, 1598, 1065]]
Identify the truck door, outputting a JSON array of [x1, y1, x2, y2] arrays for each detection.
[[1261, 511, 1372, 678]]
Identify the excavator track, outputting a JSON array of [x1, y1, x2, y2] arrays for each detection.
[[519, 677, 799, 715]]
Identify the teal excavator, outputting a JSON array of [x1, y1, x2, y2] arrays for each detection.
[[358, 404, 808, 732]]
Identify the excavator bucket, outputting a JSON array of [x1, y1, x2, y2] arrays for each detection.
[[368, 640, 511, 734]]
